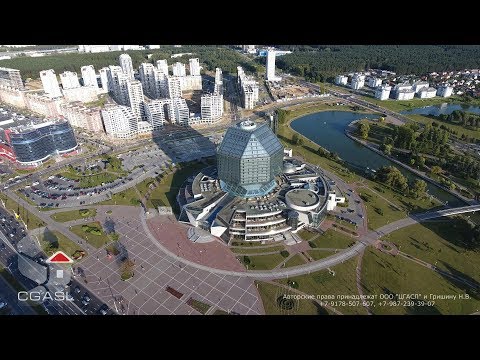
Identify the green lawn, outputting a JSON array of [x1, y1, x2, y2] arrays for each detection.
[[230, 245, 284, 255], [135, 177, 156, 197], [283, 254, 307, 268], [50, 208, 97, 223], [382, 219, 480, 283], [36, 228, 86, 258], [362, 247, 480, 314], [256, 281, 327, 315], [0, 193, 45, 229], [146, 162, 206, 212], [275, 257, 367, 315], [306, 250, 336, 261], [309, 229, 355, 249], [297, 229, 318, 241], [358, 187, 406, 230], [69, 221, 111, 248], [238, 253, 285, 270], [97, 187, 140, 206], [213, 309, 230, 315], [58, 170, 122, 189], [407, 114, 480, 141]]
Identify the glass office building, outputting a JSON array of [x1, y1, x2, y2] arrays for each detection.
[[9, 121, 77, 165], [217, 120, 283, 198]]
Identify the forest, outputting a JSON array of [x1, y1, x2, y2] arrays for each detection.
[[0, 45, 258, 79], [274, 45, 480, 82]]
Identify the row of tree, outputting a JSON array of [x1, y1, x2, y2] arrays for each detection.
[[274, 45, 480, 82], [375, 166, 428, 199]]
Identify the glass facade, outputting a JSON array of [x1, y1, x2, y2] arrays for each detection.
[[217, 121, 283, 198], [10, 121, 77, 164]]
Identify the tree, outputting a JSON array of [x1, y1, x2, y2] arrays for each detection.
[[430, 165, 443, 176], [380, 143, 392, 155], [292, 133, 303, 146], [410, 179, 427, 199], [358, 122, 370, 139], [376, 166, 409, 192]]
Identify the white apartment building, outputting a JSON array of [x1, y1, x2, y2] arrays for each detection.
[[418, 87, 437, 99], [107, 66, 129, 105], [189, 58, 200, 76], [137, 120, 153, 135], [395, 89, 415, 100], [139, 63, 157, 98], [237, 66, 259, 110], [59, 102, 104, 133], [266, 50, 281, 82], [167, 76, 182, 99], [375, 85, 392, 100], [201, 93, 223, 123], [119, 53, 134, 80], [126, 80, 144, 119], [40, 69, 63, 98], [437, 85, 453, 98], [214, 67, 223, 94], [99, 67, 109, 93], [153, 68, 169, 98], [393, 83, 412, 93], [335, 75, 348, 86], [156, 59, 169, 76], [60, 71, 81, 89], [81, 65, 98, 88], [144, 99, 170, 130], [62, 86, 98, 103], [368, 77, 382, 88], [101, 105, 138, 139], [412, 81, 429, 93], [172, 62, 186, 77], [351, 74, 365, 90], [171, 98, 189, 126]]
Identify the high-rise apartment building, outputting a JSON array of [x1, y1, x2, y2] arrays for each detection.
[[101, 105, 138, 139], [126, 80, 144, 119], [201, 93, 223, 123], [156, 59, 169, 76], [60, 71, 81, 90], [167, 77, 182, 99], [144, 99, 170, 130], [0, 67, 24, 89], [40, 69, 63, 98], [266, 50, 280, 81], [189, 58, 200, 76], [81, 65, 98, 88], [99, 67, 109, 93], [119, 53, 134, 80], [172, 62, 186, 77]]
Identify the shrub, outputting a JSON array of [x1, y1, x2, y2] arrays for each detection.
[[280, 250, 290, 258], [308, 241, 317, 248], [243, 256, 251, 265]]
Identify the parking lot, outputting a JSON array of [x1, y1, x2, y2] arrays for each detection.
[[119, 144, 170, 172]]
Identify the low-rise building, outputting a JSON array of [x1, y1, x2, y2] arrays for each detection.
[[62, 86, 98, 103], [412, 81, 429, 93], [350, 74, 365, 90], [437, 84, 453, 98], [335, 75, 348, 86], [375, 85, 391, 100], [59, 102, 104, 133], [368, 77, 382, 88], [418, 87, 437, 99], [395, 89, 415, 100]]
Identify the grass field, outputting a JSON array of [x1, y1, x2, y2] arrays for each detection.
[[283, 254, 307, 268], [146, 162, 206, 212], [36, 228, 86, 257], [69, 221, 110, 248], [306, 250, 335, 261], [361, 247, 480, 314], [97, 187, 140, 206], [309, 229, 355, 249], [382, 219, 480, 283], [407, 114, 480, 141], [135, 177, 156, 197], [238, 253, 285, 270], [50, 208, 97, 223], [255, 281, 327, 315], [59, 170, 122, 189], [275, 257, 367, 315], [358, 187, 406, 230], [0, 193, 45, 229], [230, 245, 284, 255], [297, 229, 318, 241]]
